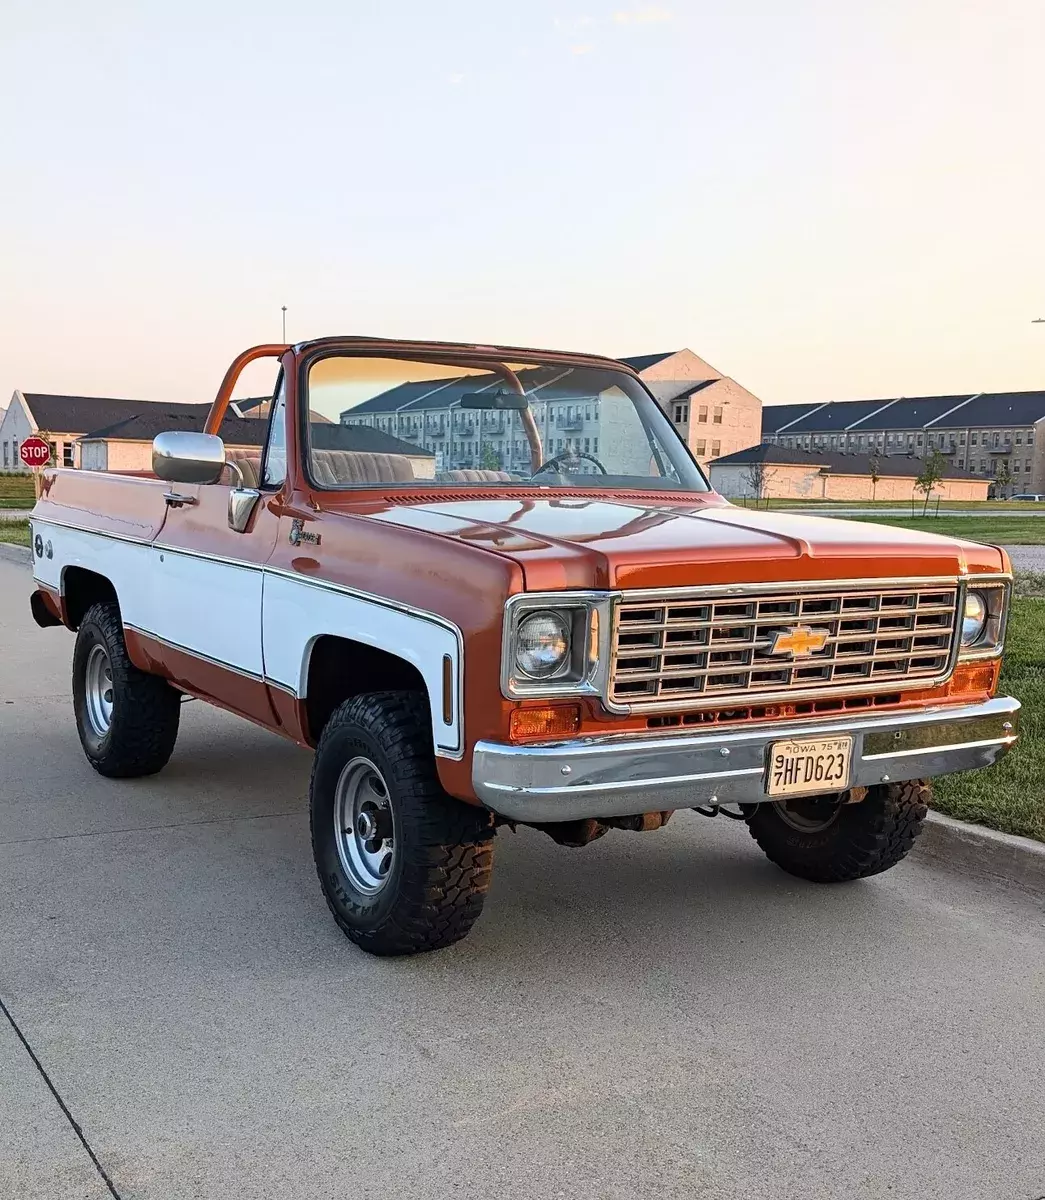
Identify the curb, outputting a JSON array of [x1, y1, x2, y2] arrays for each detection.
[[0, 542, 31, 567], [917, 810, 1045, 895]]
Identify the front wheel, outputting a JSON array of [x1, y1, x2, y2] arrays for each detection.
[[745, 779, 929, 883], [310, 692, 495, 956]]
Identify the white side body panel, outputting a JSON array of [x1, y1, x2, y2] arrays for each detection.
[[150, 550, 264, 677], [31, 520, 462, 757], [262, 572, 462, 757]]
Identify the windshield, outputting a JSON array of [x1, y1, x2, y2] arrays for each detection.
[[304, 352, 709, 492]]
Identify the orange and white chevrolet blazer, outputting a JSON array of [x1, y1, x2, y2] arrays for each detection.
[[28, 337, 1018, 955]]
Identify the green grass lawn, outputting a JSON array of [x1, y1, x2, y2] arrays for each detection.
[[842, 515, 1045, 544], [0, 518, 30, 547], [933, 593, 1045, 842], [0, 475, 36, 504]]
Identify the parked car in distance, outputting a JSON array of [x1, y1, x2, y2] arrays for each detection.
[[1010, 493, 1045, 502], [28, 337, 1020, 955]]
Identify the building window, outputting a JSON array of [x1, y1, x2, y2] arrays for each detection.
[[673, 402, 689, 423], [957, 457, 965, 467], [711, 441, 721, 457], [992, 431, 1000, 448], [696, 439, 707, 456], [592, 438, 598, 454], [1027, 459, 1033, 473], [1015, 432, 1023, 445], [584, 438, 590, 452], [916, 434, 923, 446], [697, 405, 708, 423], [713, 407, 723, 424], [980, 458, 987, 472], [970, 432, 978, 445], [959, 431, 966, 444], [2, 441, 7, 468]]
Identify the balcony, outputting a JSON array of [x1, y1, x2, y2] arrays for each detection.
[[555, 415, 583, 432], [989, 444, 1014, 454]]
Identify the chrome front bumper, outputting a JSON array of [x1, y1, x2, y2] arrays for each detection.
[[472, 696, 1020, 822]]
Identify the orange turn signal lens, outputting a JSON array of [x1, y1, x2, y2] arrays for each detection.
[[949, 659, 1000, 697], [510, 705, 581, 741]]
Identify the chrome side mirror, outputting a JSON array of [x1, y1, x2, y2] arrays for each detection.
[[152, 431, 226, 484]]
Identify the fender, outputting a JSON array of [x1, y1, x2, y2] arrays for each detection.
[[261, 567, 463, 759]]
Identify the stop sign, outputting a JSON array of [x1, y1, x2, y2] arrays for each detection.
[[19, 436, 51, 469]]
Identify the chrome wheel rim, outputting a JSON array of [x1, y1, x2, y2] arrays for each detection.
[[773, 794, 843, 833], [333, 757, 395, 895], [83, 644, 114, 738]]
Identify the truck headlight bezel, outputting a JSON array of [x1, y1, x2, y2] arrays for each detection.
[[501, 593, 612, 699], [957, 577, 1010, 661]]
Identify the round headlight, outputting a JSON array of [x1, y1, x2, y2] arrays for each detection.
[[516, 611, 571, 678], [961, 591, 988, 646]]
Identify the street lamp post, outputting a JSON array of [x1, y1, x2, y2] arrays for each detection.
[[282, 306, 288, 341]]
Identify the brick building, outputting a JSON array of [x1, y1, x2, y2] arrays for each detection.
[[761, 391, 1045, 498], [710, 444, 989, 502]]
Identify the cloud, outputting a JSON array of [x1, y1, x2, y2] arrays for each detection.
[[570, 42, 594, 54], [554, 15, 597, 30], [447, 73, 465, 85], [613, 5, 672, 23]]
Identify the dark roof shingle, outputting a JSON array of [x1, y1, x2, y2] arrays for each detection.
[[23, 393, 209, 435], [617, 351, 678, 372], [767, 391, 1045, 435], [83, 410, 266, 446]]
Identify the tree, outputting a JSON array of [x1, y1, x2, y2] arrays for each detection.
[[479, 441, 501, 471], [741, 460, 778, 507], [867, 450, 882, 501], [994, 459, 1013, 498], [915, 448, 947, 515]]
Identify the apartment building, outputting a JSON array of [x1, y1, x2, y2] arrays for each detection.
[[338, 349, 764, 474], [762, 391, 1045, 497]]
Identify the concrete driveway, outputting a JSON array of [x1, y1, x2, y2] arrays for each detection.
[[1, 556, 1043, 1200]]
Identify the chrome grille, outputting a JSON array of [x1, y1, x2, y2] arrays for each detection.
[[610, 583, 960, 709]]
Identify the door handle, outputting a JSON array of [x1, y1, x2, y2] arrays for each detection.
[[163, 491, 197, 508]]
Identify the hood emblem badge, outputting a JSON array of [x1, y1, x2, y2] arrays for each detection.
[[769, 625, 828, 658]]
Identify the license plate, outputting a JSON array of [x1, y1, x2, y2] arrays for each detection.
[[766, 736, 853, 797]]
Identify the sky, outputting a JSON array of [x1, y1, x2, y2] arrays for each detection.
[[1, 0, 1043, 408]]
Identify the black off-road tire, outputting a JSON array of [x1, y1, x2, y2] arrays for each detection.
[[72, 601, 181, 778], [310, 691, 495, 956], [746, 779, 930, 883]]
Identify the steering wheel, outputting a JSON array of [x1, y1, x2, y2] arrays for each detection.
[[531, 450, 609, 478]]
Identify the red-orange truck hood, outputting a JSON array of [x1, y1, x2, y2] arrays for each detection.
[[363, 496, 1007, 591]]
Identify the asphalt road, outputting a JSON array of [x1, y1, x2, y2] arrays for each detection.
[[1, 556, 1043, 1200]]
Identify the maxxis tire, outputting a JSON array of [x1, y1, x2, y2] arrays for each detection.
[[746, 779, 930, 883], [310, 691, 495, 956], [72, 601, 181, 778]]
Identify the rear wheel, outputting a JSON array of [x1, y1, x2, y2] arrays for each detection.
[[72, 601, 181, 778], [310, 692, 495, 956], [745, 780, 929, 882]]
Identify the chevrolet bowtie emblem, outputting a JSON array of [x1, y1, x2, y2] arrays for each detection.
[[769, 625, 829, 657]]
